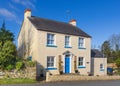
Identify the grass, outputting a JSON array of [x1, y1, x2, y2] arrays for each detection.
[[0, 78, 37, 84]]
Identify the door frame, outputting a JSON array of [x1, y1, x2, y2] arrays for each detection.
[[63, 55, 72, 73]]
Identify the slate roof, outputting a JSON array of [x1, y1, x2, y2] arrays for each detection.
[[28, 16, 91, 38], [91, 49, 104, 58]]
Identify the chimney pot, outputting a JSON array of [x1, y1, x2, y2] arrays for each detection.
[[24, 9, 31, 13], [24, 9, 31, 20], [69, 19, 76, 26]]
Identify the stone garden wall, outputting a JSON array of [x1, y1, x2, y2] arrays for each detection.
[[0, 67, 36, 79], [46, 73, 120, 82]]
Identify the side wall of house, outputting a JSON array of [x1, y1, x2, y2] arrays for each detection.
[[92, 57, 107, 76], [18, 18, 38, 60], [35, 30, 91, 76], [18, 21, 26, 58]]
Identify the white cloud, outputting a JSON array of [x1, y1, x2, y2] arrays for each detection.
[[12, 0, 36, 9], [0, 8, 17, 19], [8, 2, 20, 12], [0, 8, 21, 25]]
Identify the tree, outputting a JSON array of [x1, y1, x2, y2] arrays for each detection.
[[0, 22, 14, 46], [101, 41, 111, 60], [0, 41, 17, 70], [0, 22, 16, 70], [115, 58, 120, 68], [109, 34, 120, 51], [101, 41, 112, 62]]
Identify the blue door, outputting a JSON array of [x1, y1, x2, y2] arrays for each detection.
[[65, 57, 70, 73]]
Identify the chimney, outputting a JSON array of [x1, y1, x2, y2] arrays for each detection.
[[69, 19, 76, 26], [24, 9, 31, 20]]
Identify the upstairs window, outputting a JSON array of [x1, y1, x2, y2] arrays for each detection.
[[47, 33, 55, 45], [65, 36, 70, 47], [78, 38, 84, 48]]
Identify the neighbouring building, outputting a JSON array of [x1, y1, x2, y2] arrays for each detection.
[[91, 49, 107, 76], [18, 9, 106, 77]]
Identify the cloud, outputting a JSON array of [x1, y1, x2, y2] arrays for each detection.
[[12, 0, 36, 9], [0, 8, 17, 19], [0, 8, 21, 25], [8, 2, 20, 12]]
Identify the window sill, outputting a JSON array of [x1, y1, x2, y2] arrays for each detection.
[[78, 47, 86, 49], [100, 69, 104, 71], [78, 66, 86, 68], [64, 46, 72, 48], [46, 45, 57, 48], [46, 68, 57, 70]]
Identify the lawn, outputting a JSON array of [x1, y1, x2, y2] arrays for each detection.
[[0, 78, 37, 84]]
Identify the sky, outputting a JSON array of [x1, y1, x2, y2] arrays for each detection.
[[0, 0, 120, 49]]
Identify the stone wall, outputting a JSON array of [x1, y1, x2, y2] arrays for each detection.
[[46, 74, 120, 82], [0, 67, 36, 79]]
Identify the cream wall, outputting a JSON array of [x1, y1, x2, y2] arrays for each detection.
[[18, 17, 38, 60], [18, 10, 91, 76], [35, 30, 91, 76], [91, 57, 107, 76]]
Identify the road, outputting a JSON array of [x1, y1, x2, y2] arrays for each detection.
[[1, 80, 120, 86]]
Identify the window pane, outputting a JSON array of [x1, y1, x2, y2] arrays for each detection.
[[100, 64, 103, 69], [65, 36, 70, 46], [79, 38, 84, 48], [78, 57, 84, 66], [47, 57, 50, 61], [47, 56, 54, 68], [47, 34, 54, 45]]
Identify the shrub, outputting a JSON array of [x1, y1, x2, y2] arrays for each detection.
[[16, 62, 24, 71], [6, 64, 14, 71], [115, 58, 120, 68], [26, 61, 35, 67]]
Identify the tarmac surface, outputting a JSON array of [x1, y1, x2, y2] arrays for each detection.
[[1, 80, 120, 86]]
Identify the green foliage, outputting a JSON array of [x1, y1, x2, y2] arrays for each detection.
[[101, 41, 111, 57], [6, 64, 14, 71], [101, 41, 112, 62], [115, 58, 120, 68], [0, 22, 17, 70], [16, 62, 24, 71], [26, 61, 35, 67], [0, 41, 17, 70], [0, 22, 14, 43]]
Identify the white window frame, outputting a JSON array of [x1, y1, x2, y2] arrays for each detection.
[[78, 37, 85, 48], [78, 57, 85, 66], [47, 56, 55, 68], [65, 36, 71, 47], [47, 33, 55, 45], [100, 64, 104, 70]]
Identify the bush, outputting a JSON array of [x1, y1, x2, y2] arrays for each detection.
[[6, 64, 14, 71], [16, 62, 24, 71], [26, 61, 35, 67], [115, 58, 120, 68]]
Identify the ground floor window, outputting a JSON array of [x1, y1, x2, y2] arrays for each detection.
[[47, 56, 54, 68], [100, 64, 104, 71], [78, 57, 85, 66]]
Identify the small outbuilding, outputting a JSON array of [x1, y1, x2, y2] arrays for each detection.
[[91, 49, 107, 76]]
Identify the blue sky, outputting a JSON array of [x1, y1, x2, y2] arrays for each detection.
[[0, 0, 120, 48]]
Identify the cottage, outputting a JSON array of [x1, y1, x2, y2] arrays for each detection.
[[18, 9, 106, 77]]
